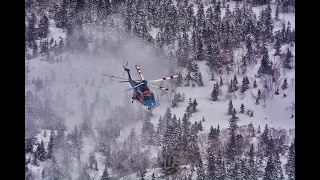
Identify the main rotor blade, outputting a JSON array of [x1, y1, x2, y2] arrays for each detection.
[[149, 83, 175, 92], [126, 83, 144, 91], [148, 74, 183, 83], [118, 80, 130, 83], [122, 62, 128, 76], [103, 74, 129, 80], [135, 65, 145, 80]]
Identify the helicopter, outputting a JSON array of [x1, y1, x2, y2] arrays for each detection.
[[103, 63, 183, 110]]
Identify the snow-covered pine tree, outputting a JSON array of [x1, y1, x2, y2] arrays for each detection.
[[191, 99, 198, 113], [274, 32, 282, 56], [25, 138, 34, 154], [274, 149, 284, 179], [181, 113, 191, 153], [284, 48, 293, 69], [38, 15, 50, 39], [226, 112, 239, 164], [197, 71, 204, 86], [141, 115, 156, 146], [101, 165, 110, 180], [172, 93, 178, 108], [211, 83, 219, 101], [241, 77, 249, 93], [156, 115, 166, 145], [139, 169, 147, 180], [215, 149, 226, 179], [253, 79, 257, 88], [259, 124, 270, 157], [263, 155, 277, 180], [265, 4, 274, 42], [26, 13, 38, 46], [207, 144, 216, 179], [160, 145, 179, 178], [228, 79, 234, 93], [282, 78, 288, 90], [235, 134, 244, 157], [196, 153, 205, 180], [46, 131, 54, 160], [275, 4, 280, 21], [257, 89, 261, 100], [32, 150, 39, 166], [286, 21, 292, 44], [228, 100, 233, 115], [240, 103, 245, 113], [285, 138, 295, 180], [37, 140, 46, 162], [248, 144, 258, 180], [258, 43, 273, 76]]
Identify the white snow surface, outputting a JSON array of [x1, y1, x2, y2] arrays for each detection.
[[26, 1, 294, 179]]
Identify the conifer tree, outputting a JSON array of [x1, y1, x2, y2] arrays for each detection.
[[101, 165, 110, 180], [196, 150, 205, 179], [220, 76, 223, 86], [241, 77, 249, 93], [282, 78, 288, 90], [207, 146, 216, 179], [197, 71, 204, 86], [38, 15, 50, 39], [284, 48, 293, 69], [160, 146, 179, 178], [139, 169, 147, 180], [253, 80, 257, 88], [228, 79, 234, 93], [274, 35, 282, 56], [286, 139, 295, 180], [228, 100, 233, 115], [32, 151, 39, 166], [181, 113, 191, 150], [245, 77, 250, 86], [47, 132, 54, 160], [37, 140, 46, 162], [196, 35, 205, 61], [215, 149, 226, 179], [211, 83, 219, 101], [286, 21, 292, 44], [192, 99, 198, 113], [274, 149, 284, 179], [248, 144, 257, 180], [233, 75, 238, 85], [275, 4, 280, 21], [231, 108, 237, 116], [240, 103, 245, 113], [141, 115, 156, 146], [25, 138, 34, 154], [263, 156, 277, 180], [172, 93, 178, 108], [258, 44, 273, 76], [26, 13, 38, 45], [227, 117, 238, 163]]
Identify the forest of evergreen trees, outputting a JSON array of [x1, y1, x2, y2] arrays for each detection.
[[25, 0, 295, 179]]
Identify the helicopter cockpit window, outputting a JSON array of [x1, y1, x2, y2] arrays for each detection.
[[144, 96, 150, 101], [150, 94, 155, 101]]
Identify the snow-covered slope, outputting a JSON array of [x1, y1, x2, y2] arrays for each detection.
[[25, 1, 294, 179]]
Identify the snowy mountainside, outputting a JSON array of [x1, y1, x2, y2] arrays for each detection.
[[25, 0, 295, 179]]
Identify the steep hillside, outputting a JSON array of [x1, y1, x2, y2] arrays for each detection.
[[25, 0, 295, 179]]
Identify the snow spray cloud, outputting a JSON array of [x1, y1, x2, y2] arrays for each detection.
[[25, 15, 172, 130]]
